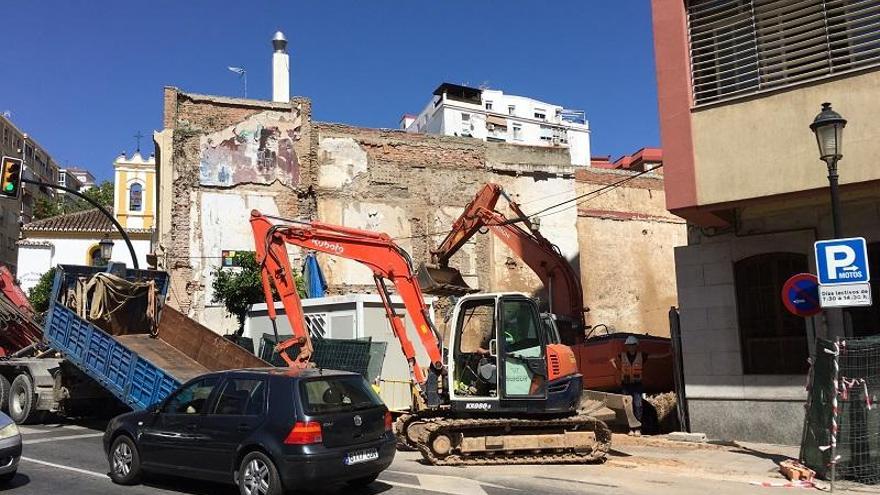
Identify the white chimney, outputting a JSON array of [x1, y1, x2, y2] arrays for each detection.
[[272, 31, 290, 103]]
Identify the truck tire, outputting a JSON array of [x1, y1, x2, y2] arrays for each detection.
[[9, 374, 45, 424], [0, 375, 10, 412]]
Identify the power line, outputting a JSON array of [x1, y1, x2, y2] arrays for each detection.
[[391, 164, 664, 241], [527, 164, 663, 218]]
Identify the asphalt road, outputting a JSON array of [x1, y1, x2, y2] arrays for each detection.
[[4, 420, 610, 495]]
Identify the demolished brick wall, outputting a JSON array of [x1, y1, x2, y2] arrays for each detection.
[[156, 87, 682, 338]]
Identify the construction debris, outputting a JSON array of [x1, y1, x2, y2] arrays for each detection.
[[779, 459, 815, 482], [667, 432, 708, 443]]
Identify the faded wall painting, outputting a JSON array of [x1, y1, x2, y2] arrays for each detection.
[[199, 110, 301, 187]]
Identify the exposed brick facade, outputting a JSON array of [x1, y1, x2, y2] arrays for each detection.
[[156, 88, 683, 338]]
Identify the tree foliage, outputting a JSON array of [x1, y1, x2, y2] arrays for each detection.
[[33, 180, 115, 220], [27, 268, 57, 315], [211, 251, 306, 331]]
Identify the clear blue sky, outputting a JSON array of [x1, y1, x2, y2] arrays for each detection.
[[1, 1, 658, 182]]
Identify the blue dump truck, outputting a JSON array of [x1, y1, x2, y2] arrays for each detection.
[[0, 264, 267, 424]]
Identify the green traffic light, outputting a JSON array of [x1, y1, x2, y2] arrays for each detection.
[[3, 184, 11, 192]]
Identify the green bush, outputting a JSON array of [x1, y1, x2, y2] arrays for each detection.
[[27, 268, 57, 315], [211, 252, 306, 331]]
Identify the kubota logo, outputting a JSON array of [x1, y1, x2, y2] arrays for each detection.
[[312, 239, 344, 254]]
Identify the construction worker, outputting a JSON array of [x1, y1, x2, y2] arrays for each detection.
[[611, 335, 647, 433]]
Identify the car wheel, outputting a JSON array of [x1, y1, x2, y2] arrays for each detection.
[[0, 375, 11, 412], [0, 470, 15, 483], [347, 473, 379, 487], [9, 374, 45, 424], [239, 451, 282, 495], [108, 435, 142, 485]]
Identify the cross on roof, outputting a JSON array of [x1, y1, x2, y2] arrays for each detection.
[[134, 131, 144, 152]]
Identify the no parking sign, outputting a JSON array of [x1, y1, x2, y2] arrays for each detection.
[[781, 273, 821, 317]]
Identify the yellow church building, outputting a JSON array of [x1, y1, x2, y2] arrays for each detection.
[[113, 151, 156, 230]]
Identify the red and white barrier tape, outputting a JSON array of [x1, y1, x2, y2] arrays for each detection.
[[750, 480, 815, 488]]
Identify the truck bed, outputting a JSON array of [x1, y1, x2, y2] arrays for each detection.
[[44, 265, 270, 411], [115, 335, 209, 383]]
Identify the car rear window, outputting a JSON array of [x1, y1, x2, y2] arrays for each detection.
[[299, 375, 383, 414]]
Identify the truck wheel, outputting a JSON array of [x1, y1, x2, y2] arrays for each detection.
[[0, 375, 10, 412], [9, 374, 44, 424]]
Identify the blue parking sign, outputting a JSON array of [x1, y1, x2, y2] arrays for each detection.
[[814, 237, 870, 285]]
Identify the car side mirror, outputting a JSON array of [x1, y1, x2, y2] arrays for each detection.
[[488, 339, 497, 357]]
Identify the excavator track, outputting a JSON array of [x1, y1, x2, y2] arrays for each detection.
[[410, 414, 611, 466]]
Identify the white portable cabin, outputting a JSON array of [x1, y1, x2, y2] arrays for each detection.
[[244, 294, 436, 411]]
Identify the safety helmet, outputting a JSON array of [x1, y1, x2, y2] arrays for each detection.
[[624, 336, 639, 346]]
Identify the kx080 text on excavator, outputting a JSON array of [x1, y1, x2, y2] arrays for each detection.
[[249, 210, 611, 466]]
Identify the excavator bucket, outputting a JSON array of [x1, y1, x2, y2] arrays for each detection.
[[416, 263, 478, 297]]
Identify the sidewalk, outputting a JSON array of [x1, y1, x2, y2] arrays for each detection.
[[392, 434, 876, 494], [606, 433, 875, 493]]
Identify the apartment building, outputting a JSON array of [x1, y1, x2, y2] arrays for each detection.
[[402, 83, 590, 166], [651, 0, 880, 444], [0, 114, 60, 271], [66, 166, 96, 191]]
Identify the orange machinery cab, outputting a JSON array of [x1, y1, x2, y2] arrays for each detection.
[[572, 333, 674, 394]]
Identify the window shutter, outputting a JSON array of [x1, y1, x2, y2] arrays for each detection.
[[688, 0, 880, 105]]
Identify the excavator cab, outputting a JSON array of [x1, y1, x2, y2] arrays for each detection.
[[447, 293, 580, 415]]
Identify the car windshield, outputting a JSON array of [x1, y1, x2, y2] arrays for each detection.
[[299, 375, 383, 414]]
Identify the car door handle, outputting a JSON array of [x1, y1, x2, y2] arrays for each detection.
[[185, 423, 199, 431], [236, 424, 250, 432]]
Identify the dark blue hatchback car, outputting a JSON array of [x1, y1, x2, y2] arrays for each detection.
[[103, 368, 395, 495]]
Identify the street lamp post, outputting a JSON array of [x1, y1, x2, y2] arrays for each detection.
[[810, 102, 847, 238], [99, 235, 114, 264]]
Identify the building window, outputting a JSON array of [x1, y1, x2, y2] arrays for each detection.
[[88, 245, 105, 267], [534, 109, 546, 120], [129, 183, 143, 212], [485, 101, 493, 110], [539, 125, 553, 141], [2, 127, 8, 146], [460, 113, 472, 137], [734, 252, 809, 375], [512, 123, 523, 141], [688, 0, 880, 105], [508, 105, 516, 116]]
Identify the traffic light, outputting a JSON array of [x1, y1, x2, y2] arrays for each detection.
[[0, 156, 22, 199]]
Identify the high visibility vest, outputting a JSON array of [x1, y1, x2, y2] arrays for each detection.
[[620, 352, 643, 383]]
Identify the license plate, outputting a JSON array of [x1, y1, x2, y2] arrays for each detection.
[[345, 448, 379, 465]]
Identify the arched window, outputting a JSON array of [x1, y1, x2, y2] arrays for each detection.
[[734, 253, 808, 375], [88, 245, 104, 267], [129, 183, 143, 212]]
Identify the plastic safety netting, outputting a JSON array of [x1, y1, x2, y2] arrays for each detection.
[[801, 337, 880, 485]]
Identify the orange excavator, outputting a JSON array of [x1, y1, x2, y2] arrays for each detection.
[[417, 183, 587, 344], [417, 183, 675, 431], [249, 210, 611, 465]]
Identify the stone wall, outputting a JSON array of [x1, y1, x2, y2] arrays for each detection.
[[156, 88, 683, 341], [313, 123, 579, 309], [576, 168, 687, 335], [155, 88, 313, 330]]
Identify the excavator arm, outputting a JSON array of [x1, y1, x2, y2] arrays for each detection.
[[419, 183, 587, 342], [250, 211, 445, 405]]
